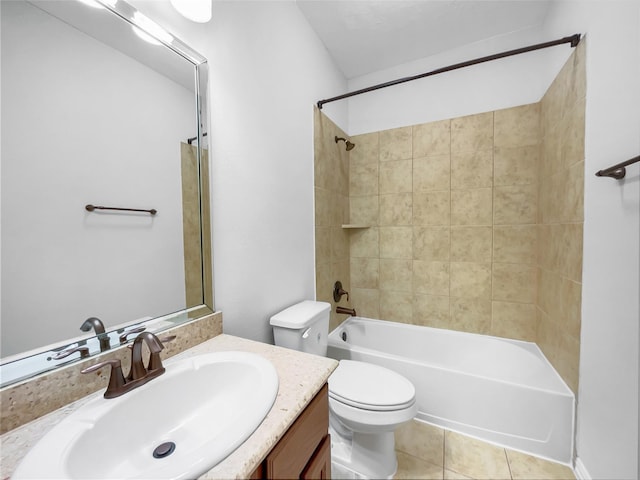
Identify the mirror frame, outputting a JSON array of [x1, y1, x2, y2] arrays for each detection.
[[0, 0, 213, 387]]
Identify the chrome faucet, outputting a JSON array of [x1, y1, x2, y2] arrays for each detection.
[[80, 317, 111, 352], [81, 332, 168, 399]]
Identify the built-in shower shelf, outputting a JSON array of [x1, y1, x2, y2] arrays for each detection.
[[341, 224, 370, 229]]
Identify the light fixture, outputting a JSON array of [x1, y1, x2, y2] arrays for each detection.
[[169, 0, 212, 23], [132, 11, 174, 46]]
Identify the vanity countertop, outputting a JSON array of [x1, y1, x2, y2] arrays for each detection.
[[0, 334, 339, 480]]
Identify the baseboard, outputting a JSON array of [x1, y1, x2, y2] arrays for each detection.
[[574, 457, 591, 480]]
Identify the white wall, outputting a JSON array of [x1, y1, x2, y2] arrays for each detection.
[[130, 0, 348, 344], [346, 26, 573, 135], [1, 1, 191, 356], [541, 2, 639, 479]]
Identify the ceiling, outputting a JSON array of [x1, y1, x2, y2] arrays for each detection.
[[296, 0, 552, 79]]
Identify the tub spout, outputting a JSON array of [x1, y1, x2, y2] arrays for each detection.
[[336, 306, 356, 317]]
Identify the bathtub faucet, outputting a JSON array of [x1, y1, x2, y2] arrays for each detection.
[[336, 306, 356, 317]]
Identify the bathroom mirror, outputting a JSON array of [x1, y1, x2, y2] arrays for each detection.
[[0, 0, 212, 386]]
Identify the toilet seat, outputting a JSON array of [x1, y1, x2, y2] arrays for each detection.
[[328, 360, 416, 412]]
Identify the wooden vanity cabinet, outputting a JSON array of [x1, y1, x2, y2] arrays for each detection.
[[250, 384, 331, 480]]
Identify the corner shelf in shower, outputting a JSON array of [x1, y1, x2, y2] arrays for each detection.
[[341, 224, 370, 230]]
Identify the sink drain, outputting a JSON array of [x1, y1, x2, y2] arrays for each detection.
[[153, 442, 176, 459]]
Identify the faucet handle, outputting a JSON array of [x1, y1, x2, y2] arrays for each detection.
[[81, 359, 126, 399], [51, 345, 90, 360], [333, 281, 349, 302], [119, 326, 146, 344]]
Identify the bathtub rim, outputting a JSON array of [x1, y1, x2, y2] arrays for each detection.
[[328, 316, 575, 397]]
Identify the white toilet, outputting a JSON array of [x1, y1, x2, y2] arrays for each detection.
[[270, 300, 417, 479]]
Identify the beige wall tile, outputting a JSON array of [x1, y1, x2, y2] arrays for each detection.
[[351, 257, 379, 289], [413, 261, 450, 296], [351, 288, 379, 319], [413, 191, 451, 226], [561, 99, 586, 170], [380, 159, 413, 194], [414, 154, 451, 192], [491, 301, 537, 341], [413, 119, 451, 157], [450, 226, 492, 262], [537, 268, 563, 319], [380, 126, 412, 161], [506, 449, 575, 479], [350, 132, 379, 166], [413, 294, 450, 329], [380, 290, 413, 323], [493, 225, 537, 264], [331, 226, 350, 261], [494, 103, 540, 148], [492, 263, 536, 303], [396, 419, 445, 466], [451, 112, 494, 153], [493, 185, 537, 225], [451, 149, 493, 189], [380, 193, 413, 225], [380, 226, 413, 259], [564, 223, 583, 283], [314, 187, 332, 226], [315, 261, 332, 305], [494, 145, 538, 186], [536, 307, 560, 365], [560, 277, 582, 339], [350, 226, 379, 258], [450, 262, 492, 299], [450, 297, 492, 334], [315, 226, 331, 263], [444, 430, 511, 480], [380, 258, 413, 292], [350, 195, 378, 225], [451, 188, 492, 226], [414, 226, 450, 262], [555, 330, 580, 393], [350, 161, 379, 196]]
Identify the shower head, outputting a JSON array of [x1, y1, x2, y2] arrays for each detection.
[[335, 136, 356, 151]]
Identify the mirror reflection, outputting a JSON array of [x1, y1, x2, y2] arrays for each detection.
[[0, 0, 211, 385]]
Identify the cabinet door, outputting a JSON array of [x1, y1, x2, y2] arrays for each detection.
[[265, 385, 329, 479], [301, 434, 331, 480]]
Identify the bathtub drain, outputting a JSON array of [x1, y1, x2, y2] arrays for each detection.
[[341, 331, 347, 342]]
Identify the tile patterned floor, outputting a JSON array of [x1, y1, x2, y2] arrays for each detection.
[[394, 420, 575, 480]]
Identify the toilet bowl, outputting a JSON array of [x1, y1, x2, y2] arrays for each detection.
[[270, 301, 417, 479]]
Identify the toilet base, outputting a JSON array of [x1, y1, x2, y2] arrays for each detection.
[[329, 423, 398, 479]]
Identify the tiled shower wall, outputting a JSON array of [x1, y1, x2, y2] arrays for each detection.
[[536, 40, 586, 393], [314, 108, 353, 331], [347, 104, 541, 341], [314, 43, 585, 393]]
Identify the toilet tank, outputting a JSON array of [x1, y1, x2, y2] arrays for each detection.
[[270, 301, 330, 356]]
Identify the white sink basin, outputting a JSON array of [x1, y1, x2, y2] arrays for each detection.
[[13, 351, 279, 479]]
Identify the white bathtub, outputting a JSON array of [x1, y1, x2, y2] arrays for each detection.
[[327, 317, 575, 465]]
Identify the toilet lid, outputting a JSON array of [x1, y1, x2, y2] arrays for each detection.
[[328, 360, 416, 412]]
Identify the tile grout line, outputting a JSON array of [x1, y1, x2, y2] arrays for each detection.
[[504, 448, 514, 480]]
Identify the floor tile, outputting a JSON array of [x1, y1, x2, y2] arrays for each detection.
[[506, 450, 575, 479], [444, 431, 511, 480], [396, 419, 445, 466], [395, 451, 444, 480], [444, 469, 475, 479]]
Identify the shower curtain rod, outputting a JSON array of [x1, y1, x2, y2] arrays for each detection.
[[317, 34, 581, 110]]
